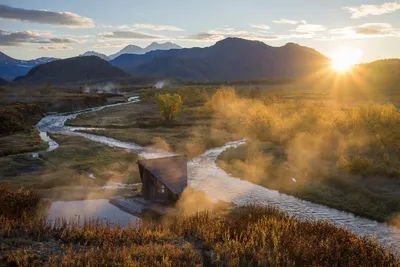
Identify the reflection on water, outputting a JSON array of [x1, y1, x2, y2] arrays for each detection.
[[47, 199, 140, 227]]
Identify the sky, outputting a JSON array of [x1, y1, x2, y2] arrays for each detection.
[[0, 0, 399, 62]]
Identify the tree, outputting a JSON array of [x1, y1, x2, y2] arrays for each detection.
[[157, 93, 183, 121]]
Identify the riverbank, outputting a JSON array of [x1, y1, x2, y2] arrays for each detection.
[[0, 92, 127, 157]]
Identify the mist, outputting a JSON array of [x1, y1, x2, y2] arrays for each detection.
[[83, 82, 121, 94], [154, 80, 170, 89]]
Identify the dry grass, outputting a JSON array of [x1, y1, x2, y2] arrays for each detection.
[[0, 185, 398, 266]]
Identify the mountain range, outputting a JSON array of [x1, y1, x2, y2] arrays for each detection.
[[110, 38, 330, 81], [108, 42, 182, 60], [14, 56, 127, 84], [79, 42, 182, 61], [0, 42, 180, 81], [5, 38, 398, 85], [0, 52, 57, 81], [8, 38, 331, 84]]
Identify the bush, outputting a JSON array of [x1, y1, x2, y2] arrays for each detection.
[[157, 93, 183, 121], [0, 184, 45, 220]]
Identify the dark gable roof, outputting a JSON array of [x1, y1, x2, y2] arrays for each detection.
[[138, 155, 187, 194]]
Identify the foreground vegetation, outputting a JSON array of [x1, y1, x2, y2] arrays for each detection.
[[0, 185, 398, 266]]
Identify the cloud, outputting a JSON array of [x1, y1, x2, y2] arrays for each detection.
[[93, 43, 129, 48], [330, 23, 398, 38], [39, 44, 72, 50], [98, 31, 162, 39], [182, 29, 281, 41], [294, 21, 326, 34], [0, 4, 94, 28], [250, 24, 270, 30], [273, 19, 299, 25], [184, 32, 222, 41], [36, 37, 79, 44], [0, 29, 79, 46], [132, 23, 184, 31], [344, 2, 400, 18]]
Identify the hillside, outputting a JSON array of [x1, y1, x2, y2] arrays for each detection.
[[0, 52, 57, 80], [0, 77, 7, 86], [356, 59, 400, 89], [14, 56, 128, 84], [110, 38, 330, 81]]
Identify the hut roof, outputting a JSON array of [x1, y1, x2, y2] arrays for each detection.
[[138, 155, 187, 194]]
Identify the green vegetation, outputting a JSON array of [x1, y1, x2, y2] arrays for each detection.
[[0, 185, 397, 266], [157, 93, 183, 121]]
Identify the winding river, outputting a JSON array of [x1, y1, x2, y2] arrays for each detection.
[[36, 97, 400, 253]]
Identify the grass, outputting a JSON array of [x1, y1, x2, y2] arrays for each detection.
[[0, 185, 398, 266], [0, 134, 141, 200], [0, 129, 48, 157]]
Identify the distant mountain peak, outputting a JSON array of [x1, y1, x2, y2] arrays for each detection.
[[215, 37, 264, 46], [283, 42, 301, 47], [81, 51, 109, 61], [124, 44, 142, 49], [0, 52, 57, 80], [109, 41, 182, 60], [145, 41, 181, 49]]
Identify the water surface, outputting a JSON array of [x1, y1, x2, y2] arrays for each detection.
[[47, 199, 140, 226]]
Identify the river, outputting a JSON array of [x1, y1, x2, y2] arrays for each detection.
[[36, 96, 400, 253]]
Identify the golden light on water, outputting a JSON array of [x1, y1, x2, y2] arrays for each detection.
[[331, 49, 363, 72]]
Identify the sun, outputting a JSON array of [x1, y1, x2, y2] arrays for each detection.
[[332, 57, 354, 72], [331, 49, 363, 72]]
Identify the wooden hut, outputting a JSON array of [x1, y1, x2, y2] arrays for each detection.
[[137, 155, 187, 203]]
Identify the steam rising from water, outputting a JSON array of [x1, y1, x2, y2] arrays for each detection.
[[154, 80, 170, 89], [83, 82, 120, 94]]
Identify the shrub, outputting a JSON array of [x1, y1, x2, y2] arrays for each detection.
[[0, 184, 46, 220], [157, 93, 183, 121]]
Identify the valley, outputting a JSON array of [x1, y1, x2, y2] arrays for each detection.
[[1, 37, 400, 266]]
